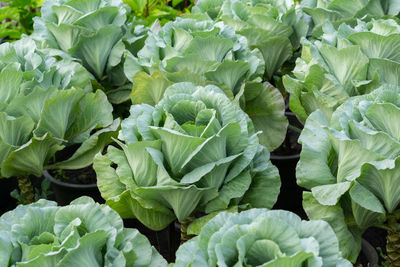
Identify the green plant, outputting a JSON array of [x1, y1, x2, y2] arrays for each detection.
[[297, 85, 400, 264], [125, 17, 287, 150], [32, 0, 148, 104], [0, 38, 119, 203], [173, 208, 352, 266], [94, 83, 281, 231], [0, 0, 43, 41], [300, 0, 400, 38], [10, 177, 53, 204], [0, 196, 167, 266], [123, 0, 195, 26], [284, 18, 400, 124], [192, 0, 310, 79]]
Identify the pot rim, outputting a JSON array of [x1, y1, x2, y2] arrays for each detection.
[[43, 170, 97, 189], [270, 153, 300, 160]]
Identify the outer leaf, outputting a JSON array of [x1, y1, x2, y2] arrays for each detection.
[[1, 134, 61, 178], [64, 89, 113, 142], [0, 113, 34, 147], [296, 110, 337, 189], [358, 158, 400, 213], [130, 71, 173, 106], [34, 88, 84, 139], [93, 153, 128, 200], [243, 82, 287, 150], [0, 69, 22, 104], [252, 36, 293, 80], [106, 190, 176, 231], [48, 119, 120, 169], [241, 146, 281, 208], [303, 192, 362, 262], [69, 25, 122, 79]]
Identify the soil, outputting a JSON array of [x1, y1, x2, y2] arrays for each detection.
[[49, 165, 97, 185]]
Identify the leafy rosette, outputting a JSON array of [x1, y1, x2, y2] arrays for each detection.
[[173, 208, 351, 267], [0, 38, 91, 92], [0, 39, 118, 179], [126, 18, 287, 151], [300, 0, 400, 37], [94, 83, 280, 230], [284, 18, 400, 123], [0, 196, 166, 266], [192, 0, 310, 79], [297, 85, 400, 262], [32, 0, 148, 103]]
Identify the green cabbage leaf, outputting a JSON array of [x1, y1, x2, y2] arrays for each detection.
[[94, 83, 280, 230], [0, 196, 166, 266], [284, 18, 400, 123], [297, 85, 400, 261], [193, 0, 310, 77], [32, 0, 148, 104], [173, 208, 351, 267], [0, 38, 118, 178], [300, 0, 400, 37], [125, 18, 287, 150]]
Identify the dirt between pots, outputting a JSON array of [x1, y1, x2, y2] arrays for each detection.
[[49, 166, 97, 185]]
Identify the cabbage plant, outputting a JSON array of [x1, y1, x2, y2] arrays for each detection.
[[125, 18, 287, 151], [284, 18, 400, 123], [33, 0, 148, 104], [94, 83, 281, 231], [0, 38, 118, 203], [192, 0, 310, 79], [300, 0, 400, 37], [0, 38, 91, 92], [0, 196, 166, 266], [173, 208, 351, 267], [297, 85, 400, 263]]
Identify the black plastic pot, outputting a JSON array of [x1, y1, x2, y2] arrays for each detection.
[[43, 171, 103, 206], [0, 178, 17, 215], [271, 112, 306, 218], [271, 153, 306, 218]]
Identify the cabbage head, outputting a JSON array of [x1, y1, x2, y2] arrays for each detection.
[[94, 83, 280, 230], [284, 18, 400, 123], [0, 196, 166, 266], [0, 38, 118, 179], [297, 85, 400, 262], [33, 0, 148, 103], [173, 208, 352, 267], [192, 0, 310, 79], [300, 0, 400, 37], [0, 38, 90, 92], [126, 18, 287, 151]]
